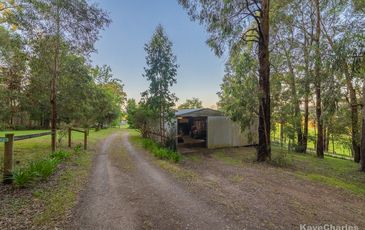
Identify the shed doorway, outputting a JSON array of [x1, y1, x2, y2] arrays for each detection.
[[177, 116, 207, 148]]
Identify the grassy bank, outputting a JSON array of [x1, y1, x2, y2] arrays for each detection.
[[128, 129, 181, 162], [207, 146, 365, 195], [271, 124, 352, 157], [0, 128, 120, 229]]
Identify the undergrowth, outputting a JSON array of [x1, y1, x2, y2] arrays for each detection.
[[12, 150, 73, 187], [142, 138, 181, 162], [268, 151, 292, 168]]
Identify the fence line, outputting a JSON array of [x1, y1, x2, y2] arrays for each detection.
[[2, 131, 53, 184], [272, 140, 354, 161], [68, 128, 88, 151], [14, 131, 52, 141]]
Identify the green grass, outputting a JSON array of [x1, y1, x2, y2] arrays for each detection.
[[0, 128, 121, 228], [12, 150, 73, 187], [129, 129, 181, 163], [211, 146, 365, 195], [271, 124, 352, 157], [32, 148, 92, 227], [0, 128, 120, 180]]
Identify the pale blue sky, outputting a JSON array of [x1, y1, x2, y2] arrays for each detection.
[[91, 0, 226, 107]]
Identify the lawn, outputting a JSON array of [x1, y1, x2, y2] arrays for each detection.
[[127, 128, 365, 196], [0, 128, 119, 177], [271, 124, 353, 157], [0, 128, 121, 229], [207, 146, 365, 196]]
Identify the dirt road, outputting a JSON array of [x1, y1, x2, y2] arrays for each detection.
[[70, 132, 231, 230], [70, 131, 365, 230]]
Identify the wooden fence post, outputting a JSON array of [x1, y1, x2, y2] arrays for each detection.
[[68, 127, 71, 148], [84, 129, 88, 150], [3, 134, 14, 184]]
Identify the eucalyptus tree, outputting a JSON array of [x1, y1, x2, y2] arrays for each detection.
[[0, 26, 27, 128], [178, 98, 203, 109], [271, 2, 306, 152], [126, 99, 138, 128], [179, 0, 272, 161], [218, 50, 259, 144], [13, 0, 110, 151], [91, 65, 126, 128], [142, 25, 178, 142]]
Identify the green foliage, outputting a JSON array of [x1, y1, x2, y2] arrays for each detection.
[[178, 97, 203, 109], [218, 51, 258, 134], [268, 151, 292, 168], [132, 103, 158, 138], [141, 25, 178, 139], [142, 138, 181, 162], [29, 159, 58, 181], [12, 167, 34, 188], [0, 1, 118, 130], [126, 99, 138, 128], [73, 144, 82, 153], [50, 150, 71, 162], [12, 150, 72, 187]]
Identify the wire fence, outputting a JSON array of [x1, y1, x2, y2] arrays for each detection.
[[272, 138, 354, 161]]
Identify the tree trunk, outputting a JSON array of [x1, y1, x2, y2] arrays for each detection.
[[346, 73, 361, 162], [323, 126, 327, 152], [360, 83, 365, 172], [314, 0, 323, 158], [51, 7, 60, 153], [302, 36, 310, 154], [257, 0, 271, 162], [284, 48, 303, 151], [280, 122, 284, 147]]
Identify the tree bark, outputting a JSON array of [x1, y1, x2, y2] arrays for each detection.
[[346, 72, 361, 162], [280, 122, 284, 147], [360, 82, 365, 172], [257, 0, 271, 162], [313, 0, 324, 158], [284, 48, 303, 151], [302, 40, 310, 154], [51, 6, 60, 153]]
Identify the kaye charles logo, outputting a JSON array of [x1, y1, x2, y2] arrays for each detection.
[[300, 224, 359, 230]]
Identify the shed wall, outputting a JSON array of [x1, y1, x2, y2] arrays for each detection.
[[207, 116, 257, 149]]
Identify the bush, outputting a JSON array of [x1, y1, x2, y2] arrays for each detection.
[[268, 152, 292, 168], [29, 159, 58, 181], [74, 144, 82, 153], [142, 138, 181, 162], [50, 150, 71, 162], [12, 150, 72, 187], [13, 167, 34, 187]]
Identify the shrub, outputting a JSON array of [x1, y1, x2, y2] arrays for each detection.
[[74, 144, 82, 153], [268, 152, 292, 168], [29, 159, 58, 181], [142, 138, 181, 162], [12, 150, 72, 188], [50, 150, 71, 162], [13, 167, 34, 187]]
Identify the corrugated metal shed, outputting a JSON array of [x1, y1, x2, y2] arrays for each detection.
[[175, 108, 257, 149], [175, 108, 224, 117]]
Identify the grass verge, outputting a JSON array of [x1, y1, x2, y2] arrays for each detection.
[[128, 129, 181, 163], [210, 146, 365, 196], [0, 128, 120, 228]]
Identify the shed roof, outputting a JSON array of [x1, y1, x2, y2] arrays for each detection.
[[175, 108, 224, 117]]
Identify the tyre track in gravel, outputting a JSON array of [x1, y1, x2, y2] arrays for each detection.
[[70, 131, 234, 230]]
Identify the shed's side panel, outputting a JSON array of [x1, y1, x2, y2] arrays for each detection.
[[207, 116, 257, 149]]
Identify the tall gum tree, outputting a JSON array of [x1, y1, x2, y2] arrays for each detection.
[[13, 0, 110, 151], [179, 0, 272, 161], [142, 25, 178, 143], [313, 0, 324, 158]]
